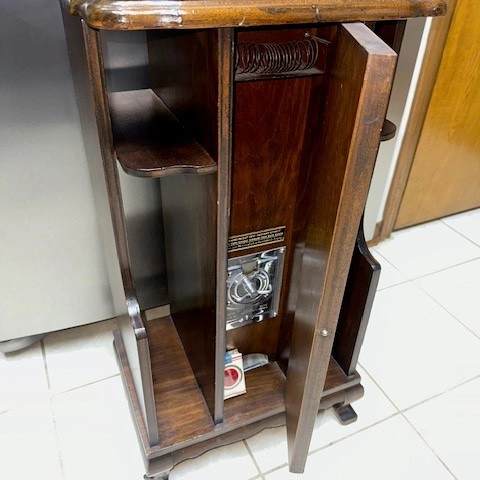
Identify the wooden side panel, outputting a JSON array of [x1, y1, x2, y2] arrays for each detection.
[[396, 0, 480, 228], [61, 12, 159, 445], [333, 221, 381, 376], [285, 24, 396, 472]]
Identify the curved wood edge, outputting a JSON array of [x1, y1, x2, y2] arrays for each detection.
[[119, 162, 218, 178], [143, 386, 364, 479], [109, 89, 218, 178], [380, 118, 397, 142], [62, 0, 446, 30]]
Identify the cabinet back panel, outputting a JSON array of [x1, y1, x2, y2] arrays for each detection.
[[148, 30, 219, 161], [226, 26, 335, 361]]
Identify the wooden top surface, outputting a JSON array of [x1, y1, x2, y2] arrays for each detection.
[[62, 0, 446, 30]]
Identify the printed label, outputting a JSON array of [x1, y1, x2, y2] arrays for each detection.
[[228, 226, 285, 252]]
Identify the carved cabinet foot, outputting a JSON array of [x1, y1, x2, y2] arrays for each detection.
[[332, 403, 358, 425], [144, 472, 169, 480]]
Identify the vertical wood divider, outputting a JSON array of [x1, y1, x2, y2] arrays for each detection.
[[214, 28, 235, 423]]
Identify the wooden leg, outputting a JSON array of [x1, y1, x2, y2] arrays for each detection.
[[144, 472, 169, 480], [332, 403, 358, 425]]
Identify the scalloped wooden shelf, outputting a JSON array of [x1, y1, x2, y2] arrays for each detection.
[[109, 89, 217, 178], [380, 118, 397, 142]]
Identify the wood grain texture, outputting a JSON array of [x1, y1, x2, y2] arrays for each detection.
[[146, 317, 215, 450], [62, 0, 446, 30], [148, 29, 219, 161], [227, 75, 312, 360], [160, 173, 218, 421], [150, 29, 234, 423], [227, 26, 335, 362], [109, 89, 217, 177], [380, 0, 457, 238], [396, 0, 480, 228], [284, 23, 396, 472], [142, 316, 358, 456], [215, 28, 235, 424]]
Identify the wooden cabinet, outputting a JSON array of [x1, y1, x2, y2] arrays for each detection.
[[61, 1, 445, 478]]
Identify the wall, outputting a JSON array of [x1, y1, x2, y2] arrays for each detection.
[[364, 18, 429, 240]]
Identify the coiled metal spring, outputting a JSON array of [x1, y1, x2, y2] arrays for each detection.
[[235, 38, 322, 76]]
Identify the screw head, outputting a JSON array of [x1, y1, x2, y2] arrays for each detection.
[[321, 328, 328, 337]]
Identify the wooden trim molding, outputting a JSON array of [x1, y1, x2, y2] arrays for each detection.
[[61, 0, 446, 30], [378, 0, 458, 240]]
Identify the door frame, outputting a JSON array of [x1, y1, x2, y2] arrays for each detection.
[[377, 0, 458, 241]]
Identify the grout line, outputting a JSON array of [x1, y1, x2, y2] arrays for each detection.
[[41, 339, 65, 478], [306, 411, 400, 458], [401, 413, 458, 480], [261, 462, 288, 477], [411, 255, 480, 282], [400, 373, 480, 416], [371, 251, 410, 292], [41, 339, 53, 391], [248, 474, 266, 480], [413, 278, 480, 342], [52, 373, 121, 397], [442, 220, 480, 248], [357, 363, 401, 413], [243, 439, 264, 478], [375, 279, 411, 293]]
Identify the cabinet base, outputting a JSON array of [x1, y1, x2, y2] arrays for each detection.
[[113, 328, 364, 479]]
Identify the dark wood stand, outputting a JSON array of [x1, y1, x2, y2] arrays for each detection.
[[61, 1, 445, 478]]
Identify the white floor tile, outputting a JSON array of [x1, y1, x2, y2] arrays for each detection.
[[0, 404, 62, 480], [44, 319, 119, 394], [405, 377, 480, 480], [374, 221, 480, 279], [372, 248, 409, 290], [246, 366, 397, 472], [360, 282, 480, 410], [442, 208, 480, 247], [0, 342, 50, 412], [53, 376, 145, 480], [265, 416, 453, 480], [310, 367, 397, 449], [415, 258, 480, 338], [171, 441, 259, 480]]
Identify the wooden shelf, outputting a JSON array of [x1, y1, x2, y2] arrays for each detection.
[[144, 316, 358, 454], [109, 89, 217, 178], [380, 119, 397, 142]]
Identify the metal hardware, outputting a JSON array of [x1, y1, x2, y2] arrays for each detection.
[[226, 247, 285, 330]]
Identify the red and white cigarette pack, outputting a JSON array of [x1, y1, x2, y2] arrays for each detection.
[[224, 349, 246, 400]]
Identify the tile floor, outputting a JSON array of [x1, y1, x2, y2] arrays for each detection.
[[1, 208, 480, 480]]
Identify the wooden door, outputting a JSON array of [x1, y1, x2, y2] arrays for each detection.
[[395, 0, 480, 229], [285, 24, 396, 472]]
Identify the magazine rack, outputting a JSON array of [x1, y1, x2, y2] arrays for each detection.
[[61, 1, 446, 477]]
